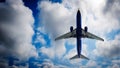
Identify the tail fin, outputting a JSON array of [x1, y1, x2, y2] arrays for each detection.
[[70, 54, 89, 60]]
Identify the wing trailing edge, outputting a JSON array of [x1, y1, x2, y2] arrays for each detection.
[[55, 29, 76, 41]]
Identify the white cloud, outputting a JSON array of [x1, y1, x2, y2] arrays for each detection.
[[40, 46, 55, 58], [94, 34, 120, 58], [0, 0, 37, 60], [112, 59, 120, 64], [112, 64, 120, 68], [38, 1, 76, 58], [64, 46, 76, 59], [34, 34, 46, 45], [107, 64, 120, 68], [40, 40, 66, 58], [64, 44, 88, 59], [86, 60, 98, 68], [35, 59, 69, 68], [39, 1, 76, 39], [34, 27, 47, 45]]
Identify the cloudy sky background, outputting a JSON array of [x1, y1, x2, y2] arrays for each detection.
[[0, 0, 120, 68]]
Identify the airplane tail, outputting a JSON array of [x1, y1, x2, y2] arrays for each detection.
[[70, 54, 89, 60]]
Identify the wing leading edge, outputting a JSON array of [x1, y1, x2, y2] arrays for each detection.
[[55, 28, 104, 41], [55, 29, 76, 41], [82, 29, 104, 41]]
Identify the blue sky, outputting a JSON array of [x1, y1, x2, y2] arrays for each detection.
[[0, 0, 120, 68]]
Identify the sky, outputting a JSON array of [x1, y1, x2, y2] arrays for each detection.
[[0, 0, 120, 68]]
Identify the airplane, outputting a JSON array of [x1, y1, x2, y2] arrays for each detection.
[[55, 10, 104, 60]]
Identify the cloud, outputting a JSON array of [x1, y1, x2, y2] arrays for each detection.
[[35, 59, 69, 68], [11, 63, 29, 68], [107, 64, 120, 68], [112, 64, 120, 68], [39, 1, 75, 38], [0, 0, 37, 61], [64, 44, 88, 59], [104, 0, 120, 18], [34, 34, 46, 45], [0, 58, 8, 68], [38, 1, 75, 58], [86, 60, 100, 68], [112, 59, 120, 64], [40, 46, 55, 58], [40, 40, 66, 58], [94, 34, 120, 58]]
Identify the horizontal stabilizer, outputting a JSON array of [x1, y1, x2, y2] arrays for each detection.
[[70, 54, 89, 60]]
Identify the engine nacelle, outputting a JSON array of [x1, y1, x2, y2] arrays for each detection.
[[84, 26, 88, 33], [70, 26, 73, 32]]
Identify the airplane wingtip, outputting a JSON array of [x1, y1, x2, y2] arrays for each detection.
[[54, 37, 58, 41], [102, 39, 104, 41], [55, 39, 57, 41]]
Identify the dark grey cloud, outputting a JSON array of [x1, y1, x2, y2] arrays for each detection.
[[0, 3, 17, 58], [0, 0, 37, 64], [95, 34, 120, 58], [0, 58, 8, 68], [104, 0, 120, 18], [35, 59, 69, 68]]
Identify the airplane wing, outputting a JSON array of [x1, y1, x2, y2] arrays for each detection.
[[55, 28, 104, 41], [55, 29, 76, 41], [82, 29, 104, 41], [70, 54, 89, 60]]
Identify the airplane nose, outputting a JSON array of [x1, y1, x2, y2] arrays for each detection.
[[77, 10, 81, 15], [78, 10, 80, 13]]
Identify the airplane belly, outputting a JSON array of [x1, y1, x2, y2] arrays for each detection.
[[76, 10, 82, 57], [77, 38, 81, 57]]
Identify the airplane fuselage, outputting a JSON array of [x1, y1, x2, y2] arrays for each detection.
[[76, 10, 82, 57], [76, 10, 82, 38]]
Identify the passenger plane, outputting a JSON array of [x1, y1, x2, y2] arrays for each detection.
[[55, 10, 104, 60]]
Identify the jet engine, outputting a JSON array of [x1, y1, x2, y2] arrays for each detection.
[[70, 26, 73, 32], [84, 26, 88, 33]]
